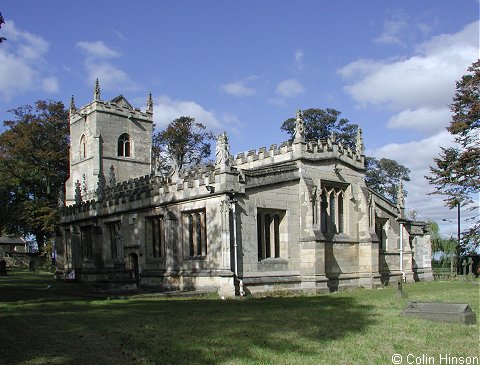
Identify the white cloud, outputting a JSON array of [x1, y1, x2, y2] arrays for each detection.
[[41, 77, 60, 93], [294, 49, 304, 71], [84, 62, 137, 92], [76, 40, 138, 92], [276, 78, 304, 98], [374, 13, 408, 46], [221, 76, 257, 97], [387, 107, 451, 134], [339, 21, 479, 136], [344, 21, 479, 230], [76, 40, 121, 59], [368, 131, 456, 222], [0, 20, 59, 101], [152, 95, 241, 134]]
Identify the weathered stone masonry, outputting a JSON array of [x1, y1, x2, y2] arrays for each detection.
[[56, 83, 433, 297]]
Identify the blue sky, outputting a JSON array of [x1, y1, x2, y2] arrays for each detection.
[[0, 1, 478, 235]]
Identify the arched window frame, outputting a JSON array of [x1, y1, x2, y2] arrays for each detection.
[[183, 209, 207, 258], [80, 134, 87, 160], [320, 185, 348, 236], [117, 133, 131, 157], [337, 191, 344, 233]]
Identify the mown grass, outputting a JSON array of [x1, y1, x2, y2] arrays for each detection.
[[1, 270, 479, 365]]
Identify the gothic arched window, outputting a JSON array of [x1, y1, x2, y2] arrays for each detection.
[[321, 186, 348, 235], [338, 192, 344, 233], [117, 133, 131, 157], [80, 134, 86, 159]]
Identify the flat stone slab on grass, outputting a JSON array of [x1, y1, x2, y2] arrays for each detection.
[[402, 302, 476, 325]]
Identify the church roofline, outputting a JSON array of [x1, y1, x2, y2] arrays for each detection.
[[69, 98, 153, 123]]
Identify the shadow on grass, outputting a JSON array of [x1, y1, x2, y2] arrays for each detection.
[[1, 271, 377, 365]]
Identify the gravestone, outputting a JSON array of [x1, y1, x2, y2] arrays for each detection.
[[402, 302, 476, 324], [0, 259, 7, 276]]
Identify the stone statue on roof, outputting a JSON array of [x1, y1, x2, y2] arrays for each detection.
[[294, 109, 305, 143], [356, 128, 365, 156], [215, 131, 231, 169]]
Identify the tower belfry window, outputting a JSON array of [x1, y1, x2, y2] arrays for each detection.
[[80, 135, 86, 159], [117, 133, 131, 157]]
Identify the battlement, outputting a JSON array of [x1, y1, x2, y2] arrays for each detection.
[[232, 137, 365, 171], [70, 98, 153, 125], [62, 163, 228, 217]]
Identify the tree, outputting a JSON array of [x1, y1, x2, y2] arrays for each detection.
[[427, 221, 457, 275], [365, 157, 410, 203], [0, 12, 6, 43], [281, 108, 359, 149], [0, 100, 69, 251], [281, 108, 411, 203], [427, 60, 480, 249], [152, 116, 214, 173]]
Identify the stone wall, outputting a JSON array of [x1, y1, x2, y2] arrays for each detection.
[[58, 99, 434, 296]]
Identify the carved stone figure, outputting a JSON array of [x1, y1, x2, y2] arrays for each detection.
[[294, 110, 305, 143], [215, 131, 231, 168], [356, 128, 365, 156], [109, 165, 116, 188], [397, 180, 405, 209], [74, 180, 82, 205]]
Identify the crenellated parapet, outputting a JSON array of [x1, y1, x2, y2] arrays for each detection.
[[69, 79, 153, 125], [63, 108, 366, 216], [69, 97, 153, 125], [61, 161, 244, 219], [232, 136, 365, 171]]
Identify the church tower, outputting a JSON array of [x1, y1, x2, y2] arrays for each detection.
[[65, 80, 153, 205]]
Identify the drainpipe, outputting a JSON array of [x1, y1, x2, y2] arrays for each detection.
[[399, 221, 405, 282], [229, 192, 244, 296]]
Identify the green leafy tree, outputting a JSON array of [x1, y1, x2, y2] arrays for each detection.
[[0, 100, 69, 251], [365, 157, 410, 203], [281, 108, 411, 203], [427, 60, 480, 249], [281, 108, 359, 149], [427, 221, 457, 274], [152, 116, 214, 173]]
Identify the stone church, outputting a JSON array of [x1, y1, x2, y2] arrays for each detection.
[[56, 81, 433, 297]]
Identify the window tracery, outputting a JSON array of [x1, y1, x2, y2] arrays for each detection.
[[117, 133, 131, 157]]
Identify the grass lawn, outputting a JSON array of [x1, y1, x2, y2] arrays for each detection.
[[1, 271, 479, 365]]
